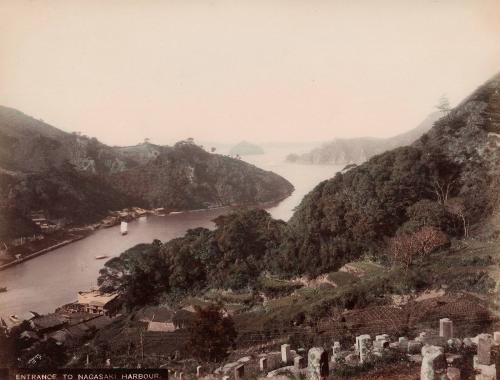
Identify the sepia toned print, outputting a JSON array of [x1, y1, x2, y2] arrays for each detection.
[[1, 1, 500, 378]]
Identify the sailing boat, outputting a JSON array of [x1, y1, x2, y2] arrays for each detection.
[[120, 221, 128, 235]]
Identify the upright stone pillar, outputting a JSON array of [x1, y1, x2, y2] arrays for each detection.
[[439, 318, 454, 339], [281, 344, 291, 364], [359, 338, 370, 363], [308, 347, 329, 380], [494, 332, 500, 345], [398, 337, 409, 352], [421, 345, 447, 380], [355, 334, 371, 352], [294, 356, 305, 370], [234, 364, 244, 380], [376, 334, 390, 342], [477, 334, 493, 365], [259, 357, 268, 372], [331, 342, 341, 363]]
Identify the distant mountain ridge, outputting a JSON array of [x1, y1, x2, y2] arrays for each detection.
[[286, 112, 442, 165], [0, 106, 293, 241]]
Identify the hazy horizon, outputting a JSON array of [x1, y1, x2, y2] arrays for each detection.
[[1, 0, 499, 146]]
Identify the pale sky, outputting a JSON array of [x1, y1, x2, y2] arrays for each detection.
[[1, 0, 499, 146]]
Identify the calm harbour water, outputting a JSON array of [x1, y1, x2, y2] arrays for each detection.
[[0, 150, 340, 319]]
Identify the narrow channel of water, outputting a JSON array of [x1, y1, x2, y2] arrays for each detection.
[[0, 150, 340, 319]]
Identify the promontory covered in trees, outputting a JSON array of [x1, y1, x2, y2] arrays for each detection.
[[0, 106, 293, 241]]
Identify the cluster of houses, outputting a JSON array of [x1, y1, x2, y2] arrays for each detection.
[[76, 290, 120, 315], [30, 211, 59, 233], [100, 207, 150, 228], [6, 289, 119, 354]]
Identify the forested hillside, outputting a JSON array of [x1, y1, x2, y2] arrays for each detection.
[[111, 142, 292, 211], [99, 73, 500, 309], [0, 107, 293, 241], [283, 75, 500, 275]]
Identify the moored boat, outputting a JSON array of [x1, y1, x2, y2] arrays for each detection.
[[120, 221, 128, 235], [95, 255, 108, 260]]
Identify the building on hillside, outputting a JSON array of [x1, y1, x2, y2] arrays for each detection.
[[137, 306, 177, 332], [77, 290, 119, 316], [172, 309, 196, 329], [29, 314, 67, 334], [147, 321, 176, 332]]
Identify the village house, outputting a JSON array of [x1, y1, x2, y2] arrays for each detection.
[[137, 306, 177, 332], [77, 290, 119, 316], [29, 314, 67, 334]]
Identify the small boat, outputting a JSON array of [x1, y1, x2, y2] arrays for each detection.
[[0, 287, 7, 293], [95, 255, 109, 260], [120, 221, 128, 235], [9, 315, 20, 323]]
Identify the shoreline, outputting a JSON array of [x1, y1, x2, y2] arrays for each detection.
[[0, 192, 293, 272], [0, 234, 88, 272]]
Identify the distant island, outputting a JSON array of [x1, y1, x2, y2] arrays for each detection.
[[229, 141, 265, 156], [286, 112, 442, 165]]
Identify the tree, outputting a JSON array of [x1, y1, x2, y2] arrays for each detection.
[[436, 95, 451, 115], [211, 147, 217, 153], [425, 150, 462, 205], [186, 303, 237, 363], [446, 197, 469, 238], [97, 242, 169, 310], [400, 200, 453, 234], [388, 226, 449, 273]]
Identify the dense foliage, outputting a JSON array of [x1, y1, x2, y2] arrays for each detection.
[[0, 164, 136, 237], [0, 106, 293, 240], [98, 209, 287, 309], [186, 303, 237, 363], [279, 146, 476, 276], [280, 77, 500, 276], [110, 141, 293, 211], [97, 76, 500, 312]]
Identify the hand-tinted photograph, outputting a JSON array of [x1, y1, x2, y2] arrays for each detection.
[[1, 1, 500, 379]]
